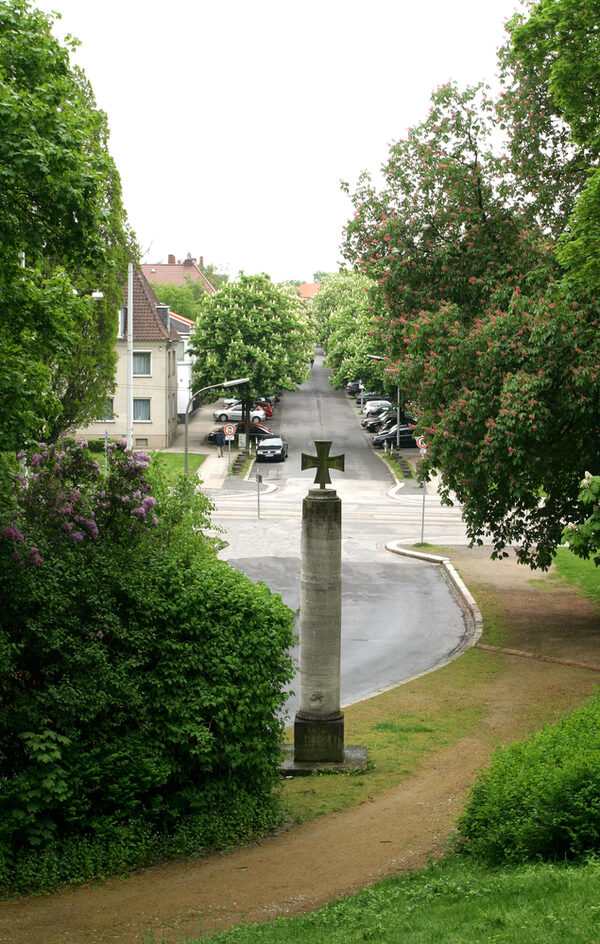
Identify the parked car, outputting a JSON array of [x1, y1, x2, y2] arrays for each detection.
[[372, 425, 417, 449], [354, 391, 384, 405], [213, 404, 266, 423], [346, 380, 363, 396], [255, 437, 288, 462], [254, 399, 274, 418], [362, 410, 395, 431], [221, 398, 273, 418], [362, 399, 392, 416], [207, 421, 273, 444]]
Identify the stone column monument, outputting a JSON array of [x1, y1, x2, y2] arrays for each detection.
[[294, 442, 346, 764]]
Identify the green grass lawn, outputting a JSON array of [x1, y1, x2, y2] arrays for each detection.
[[151, 452, 205, 480], [179, 856, 600, 944], [553, 546, 600, 603]]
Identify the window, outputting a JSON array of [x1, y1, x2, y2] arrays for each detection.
[[117, 308, 126, 338], [133, 352, 151, 375], [177, 341, 185, 361], [133, 398, 151, 421], [98, 397, 114, 422], [135, 438, 148, 447]]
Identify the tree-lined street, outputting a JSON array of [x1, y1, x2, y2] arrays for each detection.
[[206, 352, 477, 716]]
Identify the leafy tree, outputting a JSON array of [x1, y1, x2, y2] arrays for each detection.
[[564, 473, 600, 567], [341, 65, 600, 568], [200, 261, 229, 291], [0, 0, 134, 452], [505, 0, 600, 299], [312, 271, 383, 389], [149, 277, 209, 322], [190, 273, 314, 407]]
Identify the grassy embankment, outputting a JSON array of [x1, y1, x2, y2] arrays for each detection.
[[175, 548, 600, 944]]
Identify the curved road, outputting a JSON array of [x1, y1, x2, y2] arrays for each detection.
[[210, 352, 473, 718]]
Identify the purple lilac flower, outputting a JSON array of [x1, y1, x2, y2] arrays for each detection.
[[70, 531, 85, 543], [142, 496, 157, 511], [29, 547, 42, 567], [2, 525, 25, 544], [130, 507, 146, 520]]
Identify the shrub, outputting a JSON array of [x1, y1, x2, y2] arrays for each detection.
[[0, 441, 294, 892], [456, 690, 600, 864]]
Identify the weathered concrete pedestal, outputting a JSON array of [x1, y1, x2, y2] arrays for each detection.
[[294, 488, 345, 763], [282, 447, 367, 775]]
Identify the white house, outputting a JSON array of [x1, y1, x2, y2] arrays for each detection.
[[74, 268, 180, 450]]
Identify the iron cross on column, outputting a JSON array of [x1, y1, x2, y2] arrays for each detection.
[[301, 441, 345, 488]]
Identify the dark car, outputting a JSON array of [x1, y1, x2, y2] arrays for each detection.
[[207, 421, 273, 444], [362, 410, 396, 431], [346, 380, 363, 395], [255, 437, 288, 462], [372, 425, 417, 449], [354, 391, 384, 405]]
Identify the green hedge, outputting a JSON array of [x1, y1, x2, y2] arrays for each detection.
[[456, 690, 600, 864], [0, 442, 295, 894]]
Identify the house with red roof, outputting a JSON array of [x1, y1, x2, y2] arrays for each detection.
[[74, 268, 180, 449], [298, 282, 321, 301], [142, 253, 216, 294]]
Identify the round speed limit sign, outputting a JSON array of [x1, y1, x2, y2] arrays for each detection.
[[415, 435, 427, 450], [223, 424, 236, 437]]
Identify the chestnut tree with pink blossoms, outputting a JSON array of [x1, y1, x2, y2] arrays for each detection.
[[341, 6, 600, 569]]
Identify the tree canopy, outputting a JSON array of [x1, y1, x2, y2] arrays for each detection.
[[341, 0, 600, 568], [190, 273, 314, 401], [312, 271, 384, 390], [0, 0, 134, 454]]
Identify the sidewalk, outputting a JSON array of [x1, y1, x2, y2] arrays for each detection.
[[162, 400, 243, 490]]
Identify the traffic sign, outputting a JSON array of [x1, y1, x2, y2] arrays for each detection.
[[416, 435, 427, 450], [224, 424, 236, 436]]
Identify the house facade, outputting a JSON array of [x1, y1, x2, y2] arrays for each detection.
[[169, 310, 196, 417], [74, 268, 180, 450]]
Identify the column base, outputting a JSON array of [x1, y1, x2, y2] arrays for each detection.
[[293, 712, 345, 763]]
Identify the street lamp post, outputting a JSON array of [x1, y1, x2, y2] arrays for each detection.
[[184, 376, 250, 473]]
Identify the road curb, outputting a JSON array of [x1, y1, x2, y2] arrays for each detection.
[[384, 543, 484, 646]]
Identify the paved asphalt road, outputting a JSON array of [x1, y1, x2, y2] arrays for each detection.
[[202, 353, 476, 720]]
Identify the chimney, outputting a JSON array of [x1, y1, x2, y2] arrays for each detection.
[[156, 304, 170, 333], [168, 254, 176, 265], [199, 256, 204, 269]]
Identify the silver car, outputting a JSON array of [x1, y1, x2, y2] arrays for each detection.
[[214, 404, 266, 423]]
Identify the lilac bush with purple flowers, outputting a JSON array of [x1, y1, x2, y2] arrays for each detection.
[[0, 440, 294, 894]]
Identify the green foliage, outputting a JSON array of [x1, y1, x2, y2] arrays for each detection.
[[457, 690, 600, 864], [0, 0, 135, 451], [311, 272, 385, 389], [340, 15, 600, 569], [190, 273, 314, 400], [0, 441, 294, 892], [562, 473, 600, 566], [149, 277, 210, 322]]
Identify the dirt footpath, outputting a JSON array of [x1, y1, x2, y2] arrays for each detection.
[[1, 547, 599, 944]]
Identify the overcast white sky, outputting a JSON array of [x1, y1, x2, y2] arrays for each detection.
[[35, 0, 523, 283]]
